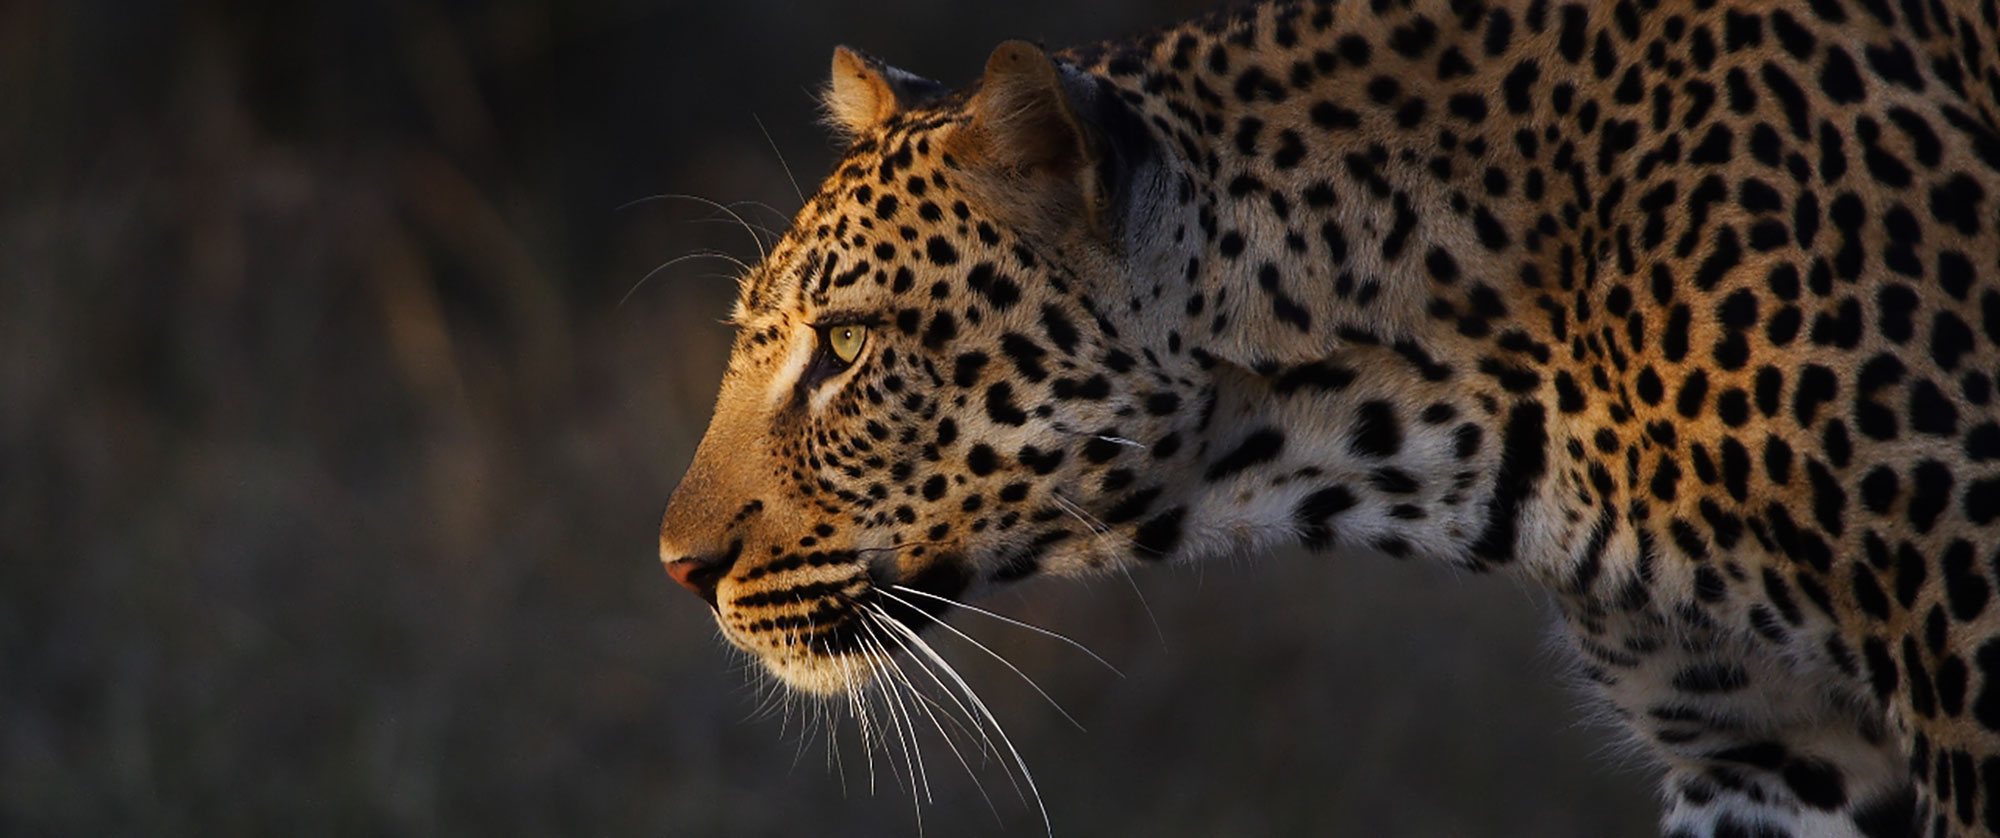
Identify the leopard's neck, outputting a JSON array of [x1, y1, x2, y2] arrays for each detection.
[[1070, 0, 1600, 376], [1054, 1, 1613, 590]]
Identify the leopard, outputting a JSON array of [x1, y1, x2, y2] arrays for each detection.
[[653, 0, 2000, 833]]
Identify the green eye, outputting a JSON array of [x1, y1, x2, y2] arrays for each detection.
[[827, 324, 868, 364]]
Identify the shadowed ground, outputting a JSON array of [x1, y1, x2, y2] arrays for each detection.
[[1, 1, 1654, 834]]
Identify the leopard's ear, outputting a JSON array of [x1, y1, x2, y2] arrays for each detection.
[[824, 46, 946, 139], [950, 41, 1130, 232], [956, 40, 1095, 179]]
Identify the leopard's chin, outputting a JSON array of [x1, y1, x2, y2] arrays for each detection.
[[758, 648, 877, 696], [712, 613, 876, 695]]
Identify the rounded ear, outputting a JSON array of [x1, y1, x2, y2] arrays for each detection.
[[957, 40, 1094, 176], [823, 46, 946, 139], [949, 40, 1136, 235]]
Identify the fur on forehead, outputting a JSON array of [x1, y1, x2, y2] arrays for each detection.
[[732, 127, 979, 317]]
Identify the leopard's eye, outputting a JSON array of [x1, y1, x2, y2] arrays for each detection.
[[827, 324, 868, 364]]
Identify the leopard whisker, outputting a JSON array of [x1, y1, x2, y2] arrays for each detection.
[[617, 192, 770, 260], [858, 610, 1009, 825], [1048, 420, 1150, 451], [866, 602, 1051, 837], [680, 215, 784, 241], [843, 614, 914, 800], [745, 672, 788, 723], [732, 650, 787, 727], [723, 199, 797, 237], [619, 250, 752, 309], [753, 113, 808, 207], [878, 640, 936, 810], [784, 694, 823, 775], [785, 626, 843, 775], [866, 618, 995, 756], [843, 658, 884, 795], [856, 632, 929, 814], [1118, 563, 1169, 648], [888, 584, 1124, 678], [824, 697, 850, 797], [862, 622, 953, 818], [1044, 492, 1169, 642], [858, 600, 1012, 768], [872, 588, 1087, 733], [1049, 489, 1153, 566]]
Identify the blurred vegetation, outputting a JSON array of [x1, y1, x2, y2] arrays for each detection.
[[1, 0, 1655, 834]]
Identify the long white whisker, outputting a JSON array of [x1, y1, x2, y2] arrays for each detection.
[[746, 664, 794, 724], [730, 200, 792, 232], [873, 589, 1086, 733], [617, 192, 769, 261], [1050, 490, 1146, 562], [681, 215, 785, 240], [858, 639, 927, 825], [857, 630, 939, 836], [827, 699, 849, 796], [787, 697, 822, 774], [859, 627, 932, 794], [852, 632, 920, 800], [844, 662, 881, 795], [854, 642, 906, 799], [869, 603, 1052, 837], [753, 113, 808, 207], [859, 612, 990, 750], [1044, 491, 1168, 643], [853, 638, 915, 799], [1121, 564, 1170, 649], [1048, 421, 1150, 452], [1042, 496, 1168, 644], [617, 250, 747, 309], [859, 612, 1006, 825], [868, 635, 930, 801], [860, 602, 1010, 769], [1048, 492, 1144, 584], [890, 584, 1124, 678]]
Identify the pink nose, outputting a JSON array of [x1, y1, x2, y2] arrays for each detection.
[[663, 540, 739, 607]]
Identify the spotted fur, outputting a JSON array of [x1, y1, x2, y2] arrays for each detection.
[[658, 0, 2000, 833]]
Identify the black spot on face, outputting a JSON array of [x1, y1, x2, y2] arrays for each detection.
[[1016, 445, 1064, 475], [925, 236, 959, 266], [984, 382, 1027, 426], [998, 333, 1048, 382], [953, 352, 989, 387], [966, 262, 1019, 310], [966, 444, 998, 476]]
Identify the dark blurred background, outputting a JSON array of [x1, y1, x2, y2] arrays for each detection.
[[1, 1, 1657, 834]]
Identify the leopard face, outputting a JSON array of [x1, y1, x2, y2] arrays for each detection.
[[659, 45, 1210, 694]]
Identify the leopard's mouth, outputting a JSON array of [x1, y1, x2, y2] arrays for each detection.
[[718, 556, 969, 695]]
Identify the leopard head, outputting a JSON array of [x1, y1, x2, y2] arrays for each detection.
[[658, 43, 1204, 694]]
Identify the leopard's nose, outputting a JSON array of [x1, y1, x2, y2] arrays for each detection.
[[664, 540, 742, 608]]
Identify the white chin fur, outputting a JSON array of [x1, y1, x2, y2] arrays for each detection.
[[761, 649, 874, 696]]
